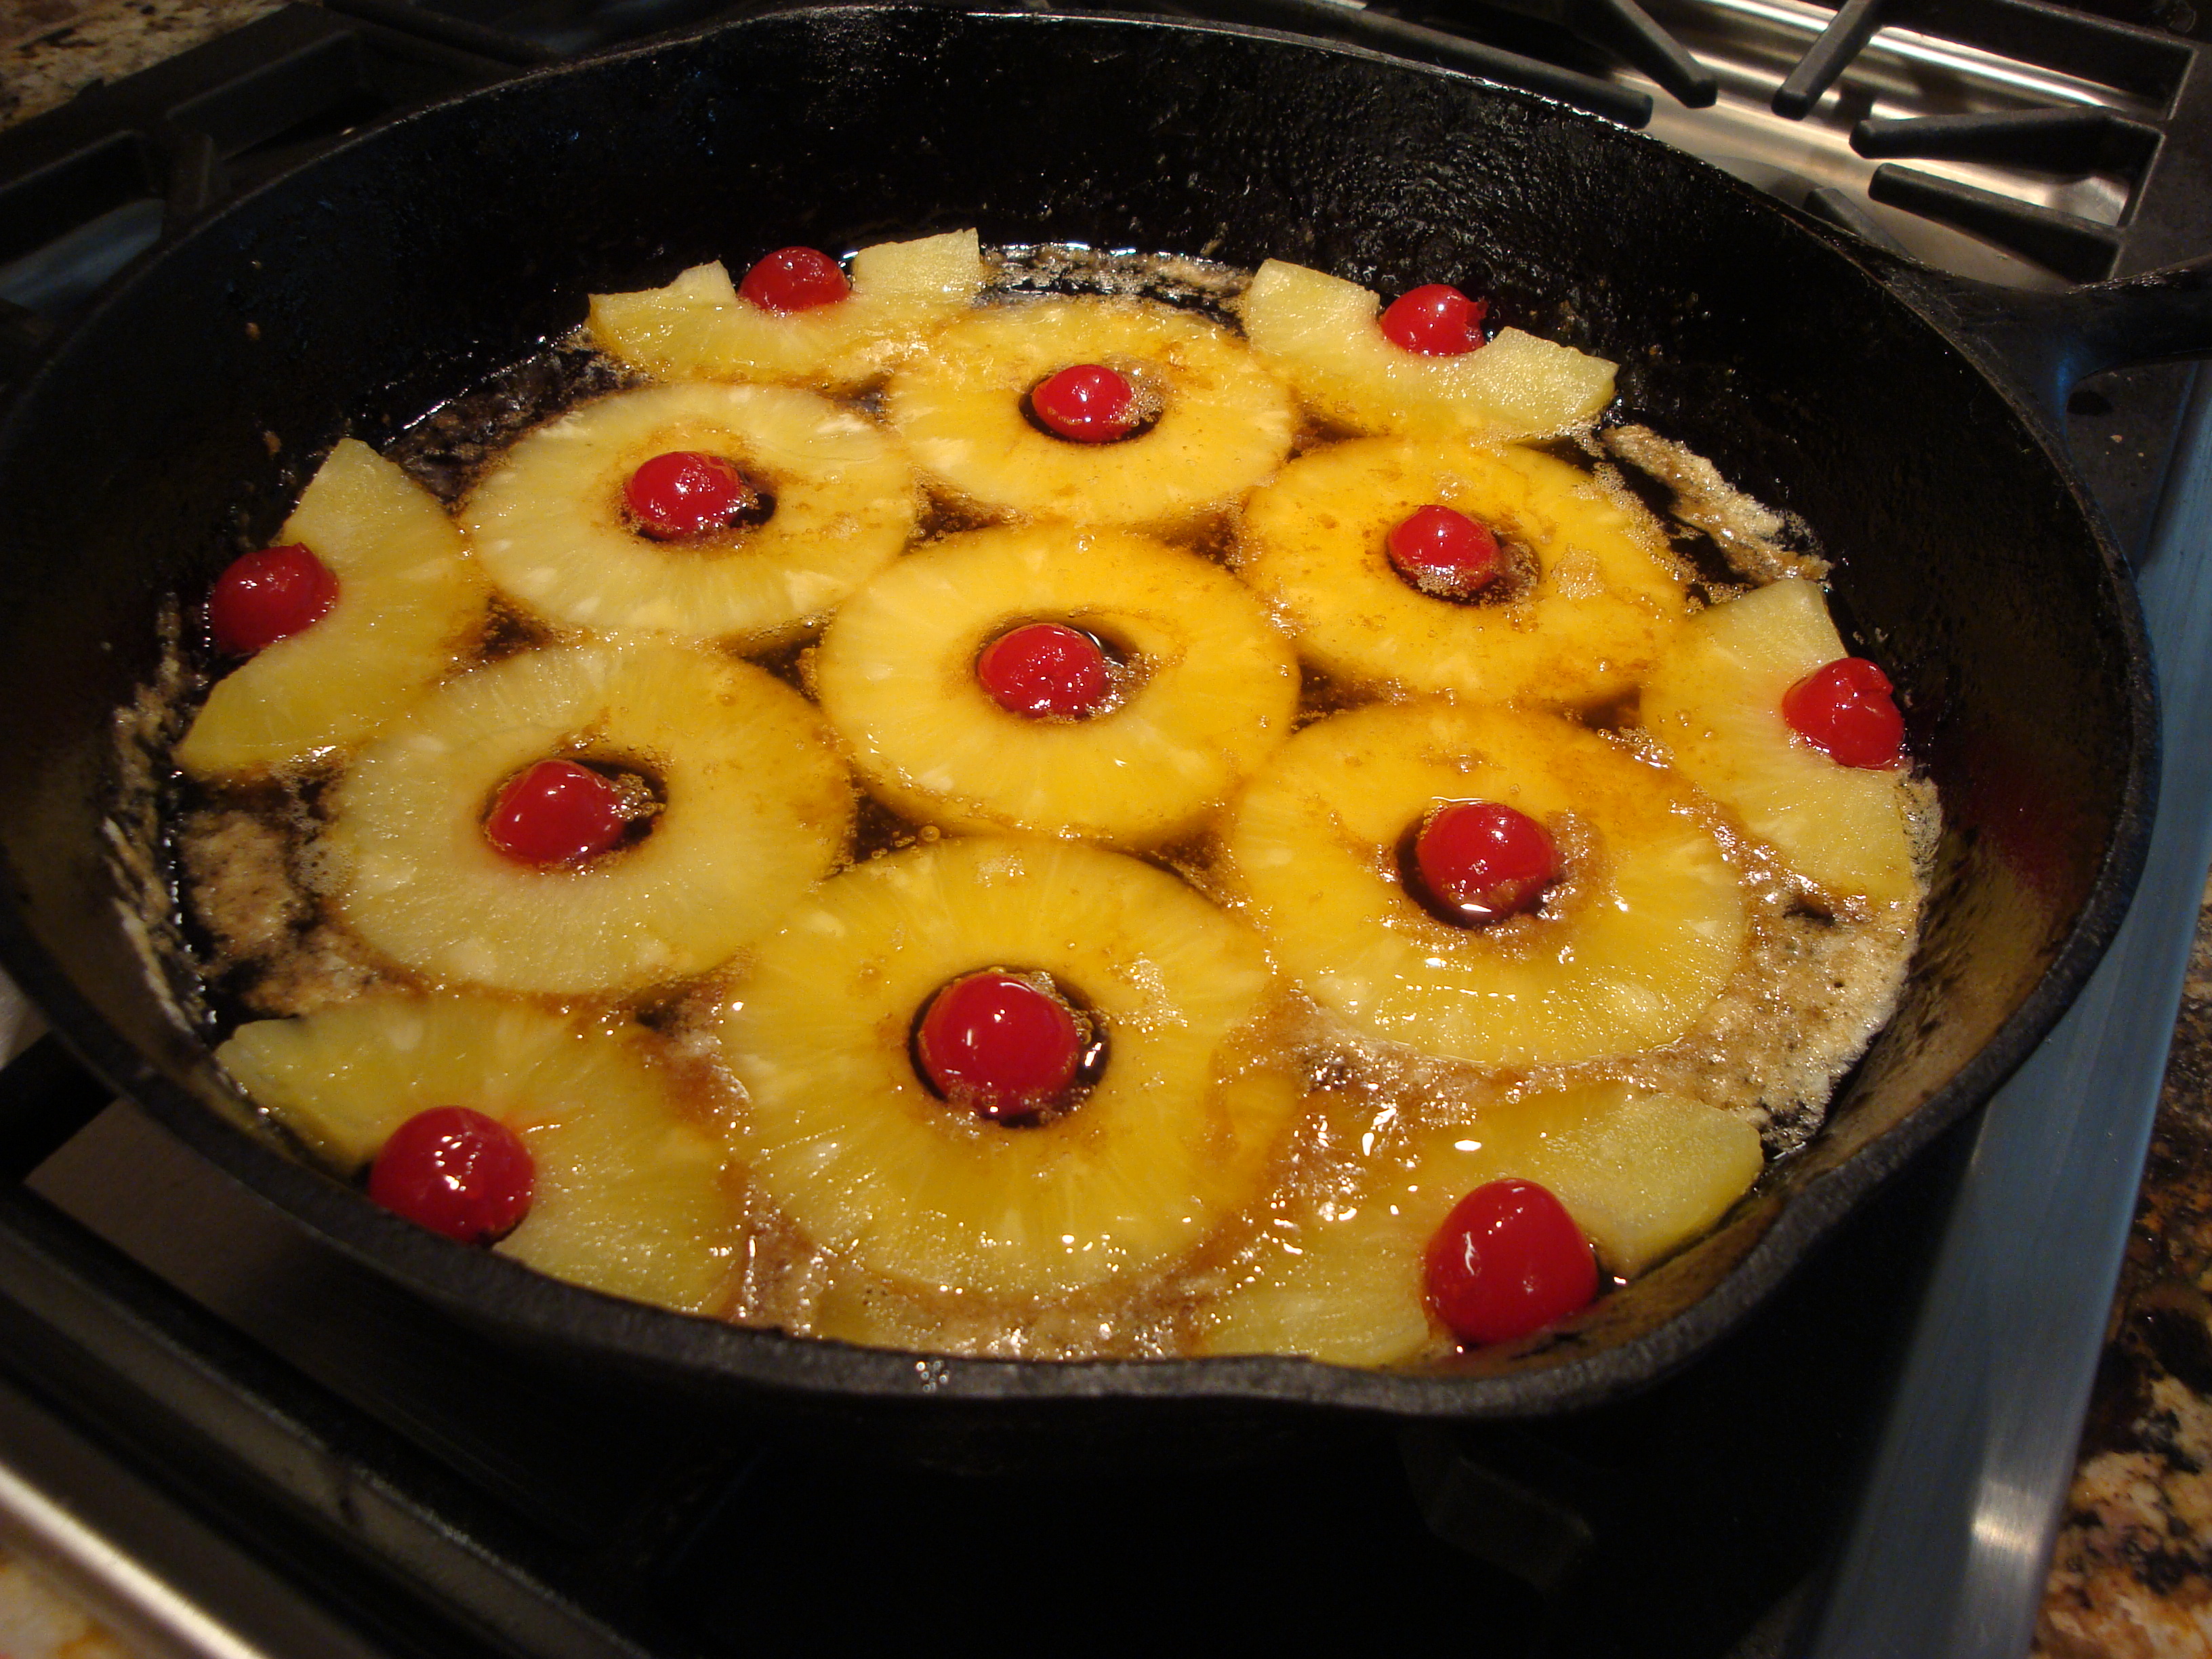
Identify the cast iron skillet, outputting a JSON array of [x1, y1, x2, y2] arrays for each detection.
[[0, 5, 2202, 1436]]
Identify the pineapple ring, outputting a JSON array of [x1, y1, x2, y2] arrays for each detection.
[[462, 382, 917, 650], [813, 524, 1299, 847], [882, 295, 1296, 529], [1237, 436, 1687, 708], [1199, 1082, 1763, 1365], [218, 996, 740, 1313], [713, 836, 1297, 1299], [1641, 579, 1919, 906], [1235, 258, 1617, 438], [1224, 699, 1748, 1068], [177, 440, 489, 776], [587, 228, 986, 391], [319, 640, 853, 996]]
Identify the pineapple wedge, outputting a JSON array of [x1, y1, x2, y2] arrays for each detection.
[[319, 639, 851, 997], [176, 440, 487, 776], [1237, 259, 1616, 438], [1237, 435, 1687, 708], [1641, 579, 1917, 905], [1200, 1082, 1763, 1364], [1224, 699, 1747, 1067], [218, 996, 741, 1313], [883, 295, 1295, 530], [463, 382, 916, 651], [587, 228, 984, 391], [714, 836, 1296, 1298], [813, 523, 1299, 846]]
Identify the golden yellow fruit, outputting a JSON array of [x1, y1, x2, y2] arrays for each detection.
[[1236, 436, 1685, 708], [586, 228, 984, 390], [319, 640, 852, 996], [1236, 258, 1616, 438], [462, 381, 916, 650], [813, 523, 1299, 846], [883, 295, 1295, 529], [714, 836, 1296, 1298], [217, 995, 739, 1313], [176, 440, 487, 775], [1641, 579, 1919, 905], [1223, 699, 1747, 1067]]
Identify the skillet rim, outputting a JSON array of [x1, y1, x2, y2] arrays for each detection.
[[0, 3, 2160, 1418]]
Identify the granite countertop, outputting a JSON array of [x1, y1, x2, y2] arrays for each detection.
[[0, 3, 2207, 1654]]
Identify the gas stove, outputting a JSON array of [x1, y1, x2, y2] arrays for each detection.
[[0, 3, 2205, 1656]]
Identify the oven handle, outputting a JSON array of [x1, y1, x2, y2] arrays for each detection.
[[0, 1035, 114, 1187]]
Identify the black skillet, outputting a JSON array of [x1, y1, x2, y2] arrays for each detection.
[[0, 5, 2202, 1439]]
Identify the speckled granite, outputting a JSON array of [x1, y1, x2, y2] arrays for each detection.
[[2036, 878, 2212, 1657], [0, 0, 283, 128]]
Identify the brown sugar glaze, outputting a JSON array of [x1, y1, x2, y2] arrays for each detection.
[[167, 245, 1934, 1364]]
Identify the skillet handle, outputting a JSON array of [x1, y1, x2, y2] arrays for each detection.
[[1887, 255, 2212, 427], [0, 1034, 113, 1187]]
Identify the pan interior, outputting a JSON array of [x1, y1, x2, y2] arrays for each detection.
[[0, 7, 2149, 1412]]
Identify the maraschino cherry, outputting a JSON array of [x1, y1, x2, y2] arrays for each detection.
[[624, 451, 760, 540], [209, 544, 338, 655], [369, 1107, 535, 1245], [1379, 284, 1489, 356], [738, 247, 850, 314], [485, 760, 630, 867], [1029, 364, 1139, 443], [1411, 801, 1558, 923], [916, 971, 1086, 1123], [977, 623, 1112, 719], [1782, 657, 1905, 770], [1426, 1177, 1599, 1345], [1387, 506, 1501, 598]]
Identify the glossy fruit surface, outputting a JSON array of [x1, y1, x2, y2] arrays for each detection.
[[737, 246, 850, 314], [1425, 1177, 1597, 1344], [1782, 657, 1906, 769], [485, 759, 630, 867], [1029, 363, 1139, 442], [1412, 800, 1558, 922], [368, 1106, 535, 1244], [975, 622, 1113, 719], [1386, 505, 1500, 597], [623, 450, 760, 540], [1378, 284, 1488, 356], [209, 543, 338, 654], [916, 970, 1084, 1122]]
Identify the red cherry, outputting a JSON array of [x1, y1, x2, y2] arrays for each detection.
[[1782, 657, 1905, 770], [1413, 801, 1558, 922], [1378, 284, 1490, 356], [208, 543, 338, 655], [916, 971, 1085, 1122], [485, 760, 630, 867], [1029, 364, 1139, 443], [976, 623, 1113, 720], [1425, 1178, 1598, 1345], [624, 451, 760, 540], [1387, 506, 1501, 598], [369, 1107, 535, 1245], [737, 246, 851, 314]]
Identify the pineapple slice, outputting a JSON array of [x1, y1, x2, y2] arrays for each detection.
[[587, 228, 985, 392], [319, 639, 852, 996], [813, 523, 1299, 846], [1235, 258, 1616, 438], [1199, 1082, 1764, 1364], [176, 440, 487, 775], [217, 995, 740, 1313], [1237, 436, 1686, 708], [462, 382, 916, 651], [713, 836, 1297, 1298], [1641, 579, 1917, 905], [1223, 699, 1747, 1067], [882, 295, 1296, 530]]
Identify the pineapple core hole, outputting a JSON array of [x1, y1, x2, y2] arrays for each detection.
[[909, 968, 1109, 1128]]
